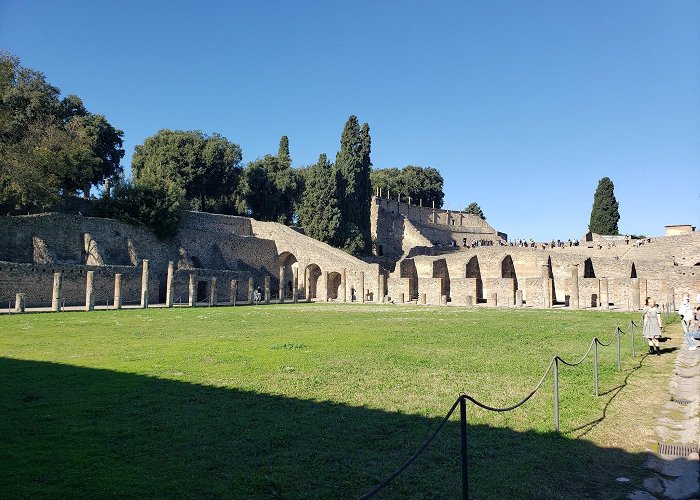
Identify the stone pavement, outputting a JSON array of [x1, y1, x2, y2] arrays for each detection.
[[629, 337, 699, 500]]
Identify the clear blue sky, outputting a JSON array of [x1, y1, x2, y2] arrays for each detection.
[[2, 0, 698, 240]]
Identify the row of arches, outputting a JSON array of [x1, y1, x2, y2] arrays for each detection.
[[278, 251, 347, 301]]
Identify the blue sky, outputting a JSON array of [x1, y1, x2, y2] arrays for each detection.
[[2, 0, 698, 240]]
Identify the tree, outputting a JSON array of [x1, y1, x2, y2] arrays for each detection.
[[334, 115, 372, 255], [588, 177, 620, 235], [239, 136, 300, 224], [297, 154, 341, 243], [464, 202, 486, 220], [0, 50, 124, 213], [131, 129, 242, 212]]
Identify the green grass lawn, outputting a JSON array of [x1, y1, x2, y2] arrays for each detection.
[[0, 304, 671, 498]]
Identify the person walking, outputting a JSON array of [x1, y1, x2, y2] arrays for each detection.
[[643, 299, 663, 355]]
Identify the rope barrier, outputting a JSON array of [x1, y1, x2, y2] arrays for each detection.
[[558, 339, 595, 367], [596, 335, 614, 347]]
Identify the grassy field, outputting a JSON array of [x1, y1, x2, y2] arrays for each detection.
[[0, 304, 679, 498]]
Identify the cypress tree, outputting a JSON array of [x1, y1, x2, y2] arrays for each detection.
[[297, 154, 341, 243], [464, 202, 486, 220], [277, 135, 291, 169], [588, 177, 620, 235], [334, 115, 372, 255]]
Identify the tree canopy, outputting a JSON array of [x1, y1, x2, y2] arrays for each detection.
[[464, 202, 486, 220], [296, 154, 341, 243], [588, 177, 620, 235], [370, 165, 444, 208], [0, 50, 124, 214], [131, 129, 242, 212]]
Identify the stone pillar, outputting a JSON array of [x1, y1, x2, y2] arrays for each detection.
[[341, 269, 347, 303], [293, 267, 299, 303], [600, 278, 609, 310], [322, 271, 329, 302], [541, 265, 551, 308], [230, 279, 238, 306], [51, 272, 63, 312], [631, 278, 640, 310], [248, 277, 254, 305], [515, 290, 523, 308], [279, 266, 285, 303], [638, 278, 648, 305], [569, 265, 579, 309], [85, 270, 95, 311], [14, 293, 25, 313], [466, 295, 473, 307], [264, 276, 271, 304], [140, 259, 149, 309], [666, 286, 675, 311], [114, 273, 122, 310], [378, 274, 385, 304], [359, 272, 365, 304], [489, 292, 498, 307], [188, 273, 196, 307], [165, 261, 174, 308], [399, 292, 405, 304], [293, 274, 299, 303], [441, 294, 448, 306], [419, 293, 426, 305], [209, 277, 217, 306]]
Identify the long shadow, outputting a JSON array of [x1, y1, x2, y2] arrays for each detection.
[[0, 358, 657, 499]]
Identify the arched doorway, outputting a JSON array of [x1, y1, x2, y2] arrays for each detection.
[[327, 272, 342, 300], [465, 256, 483, 301], [501, 255, 518, 303], [584, 258, 595, 278], [305, 264, 322, 300], [279, 252, 299, 299], [433, 258, 450, 299]]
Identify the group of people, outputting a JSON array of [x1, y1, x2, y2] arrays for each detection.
[[642, 292, 700, 355], [680, 293, 700, 351]]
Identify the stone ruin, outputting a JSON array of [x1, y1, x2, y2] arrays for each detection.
[[0, 195, 698, 312]]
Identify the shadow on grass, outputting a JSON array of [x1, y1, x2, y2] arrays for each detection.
[[1, 357, 655, 499]]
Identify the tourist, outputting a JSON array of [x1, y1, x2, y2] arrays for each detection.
[[643, 299, 663, 356], [684, 306, 700, 351], [253, 287, 262, 304]]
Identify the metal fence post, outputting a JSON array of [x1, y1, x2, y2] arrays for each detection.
[[630, 321, 635, 357], [593, 339, 599, 397], [616, 328, 621, 371], [554, 357, 560, 433], [460, 396, 468, 500]]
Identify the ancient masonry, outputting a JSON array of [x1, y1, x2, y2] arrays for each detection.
[[1, 195, 698, 311]]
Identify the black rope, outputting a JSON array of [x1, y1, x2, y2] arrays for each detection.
[[558, 339, 595, 366], [596, 335, 614, 347], [358, 396, 463, 499]]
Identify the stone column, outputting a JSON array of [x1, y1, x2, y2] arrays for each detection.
[[230, 279, 238, 306], [248, 277, 254, 305], [419, 293, 426, 305], [378, 274, 385, 303], [515, 290, 523, 308], [140, 259, 149, 309], [441, 294, 448, 306], [114, 273, 122, 310], [638, 278, 648, 305], [569, 265, 579, 309], [292, 267, 299, 303], [264, 276, 271, 304], [541, 265, 551, 308], [188, 273, 196, 307], [15, 293, 25, 313], [359, 272, 365, 304], [51, 272, 63, 312], [489, 292, 498, 307], [631, 278, 640, 310], [85, 270, 95, 311], [278, 266, 285, 303], [165, 261, 174, 308], [666, 286, 675, 311], [600, 278, 609, 310], [399, 292, 405, 304], [341, 269, 347, 303], [322, 271, 329, 302], [466, 295, 473, 307], [209, 277, 217, 306]]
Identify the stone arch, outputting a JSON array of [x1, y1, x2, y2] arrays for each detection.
[[584, 258, 595, 278], [433, 258, 450, 299], [327, 271, 342, 300], [279, 252, 299, 299], [630, 262, 637, 278], [501, 254, 518, 303], [304, 263, 322, 300], [465, 255, 483, 301], [400, 258, 419, 300]]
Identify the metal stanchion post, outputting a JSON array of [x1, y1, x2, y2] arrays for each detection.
[[593, 339, 599, 397], [554, 357, 560, 433], [459, 396, 468, 500], [616, 328, 621, 371], [631, 321, 635, 357]]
